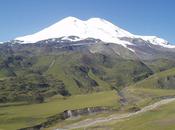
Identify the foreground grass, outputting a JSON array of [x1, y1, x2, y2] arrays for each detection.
[[84, 100, 175, 130], [0, 90, 119, 130]]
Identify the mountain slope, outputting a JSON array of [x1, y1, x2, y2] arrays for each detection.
[[134, 67, 175, 89], [0, 42, 155, 102]]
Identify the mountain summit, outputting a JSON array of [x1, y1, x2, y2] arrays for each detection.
[[15, 16, 174, 48], [15, 16, 133, 44]]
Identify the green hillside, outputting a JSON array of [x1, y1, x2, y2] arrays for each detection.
[[0, 47, 155, 103], [134, 67, 175, 89]]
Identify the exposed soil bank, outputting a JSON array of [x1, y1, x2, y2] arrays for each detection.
[[18, 106, 114, 130]]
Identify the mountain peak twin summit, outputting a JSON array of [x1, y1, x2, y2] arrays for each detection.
[[14, 16, 174, 49]]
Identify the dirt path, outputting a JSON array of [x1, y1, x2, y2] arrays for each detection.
[[56, 97, 175, 130]]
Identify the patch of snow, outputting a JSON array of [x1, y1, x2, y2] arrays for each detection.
[[135, 36, 175, 48], [51, 38, 56, 42]]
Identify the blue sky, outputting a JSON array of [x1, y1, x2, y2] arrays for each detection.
[[0, 0, 175, 43]]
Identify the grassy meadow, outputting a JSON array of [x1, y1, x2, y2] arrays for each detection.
[[0, 90, 119, 130]]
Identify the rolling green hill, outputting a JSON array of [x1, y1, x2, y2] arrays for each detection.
[[134, 67, 175, 89]]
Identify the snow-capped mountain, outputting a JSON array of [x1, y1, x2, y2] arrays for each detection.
[[15, 16, 174, 49]]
